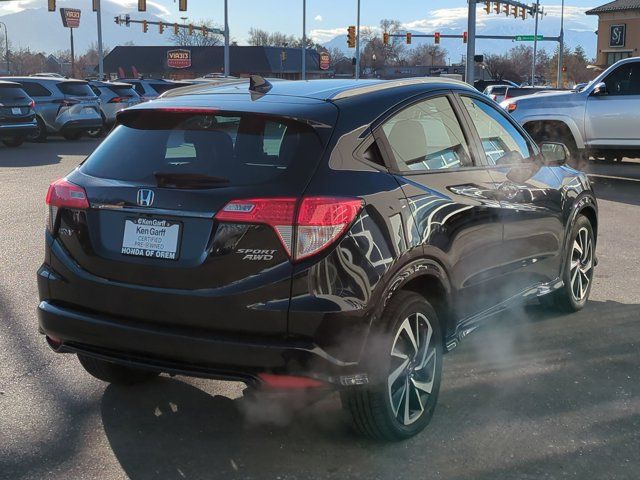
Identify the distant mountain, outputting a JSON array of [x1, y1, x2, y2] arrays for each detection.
[[323, 14, 598, 62], [0, 0, 175, 53]]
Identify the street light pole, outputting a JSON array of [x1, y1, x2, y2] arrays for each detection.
[[0, 21, 8, 74], [531, 0, 540, 86], [355, 0, 360, 79], [302, 0, 306, 80], [224, 0, 230, 77], [96, 0, 104, 79], [557, 0, 565, 87], [465, 0, 477, 85]]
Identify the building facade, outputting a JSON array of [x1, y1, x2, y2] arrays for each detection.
[[587, 0, 640, 66]]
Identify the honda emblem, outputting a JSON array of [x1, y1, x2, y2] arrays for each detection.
[[137, 189, 154, 207]]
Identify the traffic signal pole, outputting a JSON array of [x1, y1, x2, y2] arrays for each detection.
[[557, 0, 564, 87], [531, 0, 540, 85], [96, 0, 104, 79], [465, 0, 477, 86], [302, 0, 306, 80], [224, 0, 229, 77], [355, 0, 361, 80]]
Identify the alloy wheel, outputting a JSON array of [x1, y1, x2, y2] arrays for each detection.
[[388, 312, 437, 426], [570, 227, 593, 302]]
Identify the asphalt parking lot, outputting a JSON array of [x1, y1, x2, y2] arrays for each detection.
[[1, 140, 639, 480]]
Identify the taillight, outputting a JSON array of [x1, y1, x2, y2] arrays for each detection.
[[45, 178, 89, 232], [29, 99, 35, 108], [53, 99, 80, 107], [490, 94, 497, 101], [108, 96, 133, 103], [215, 196, 363, 261], [506, 103, 517, 113]]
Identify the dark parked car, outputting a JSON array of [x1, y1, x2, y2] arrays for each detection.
[[38, 77, 598, 441], [0, 80, 37, 147]]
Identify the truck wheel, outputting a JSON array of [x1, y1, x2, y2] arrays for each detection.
[[2, 137, 24, 147], [77, 354, 159, 385], [341, 291, 443, 441]]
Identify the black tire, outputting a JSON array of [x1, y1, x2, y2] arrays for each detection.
[[2, 137, 24, 147], [539, 215, 595, 313], [28, 117, 47, 143], [77, 354, 159, 385], [86, 127, 104, 138], [341, 291, 443, 441], [63, 131, 82, 141]]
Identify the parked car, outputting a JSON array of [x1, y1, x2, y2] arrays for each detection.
[[117, 78, 183, 101], [0, 76, 102, 141], [38, 77, 598, 441], [474, 78, 518, 92], [502, 56, 640, 163], [0, 80, 37, 147], [483, 84, 511, 103], [30, 73, 65, 78], [87, 80, 141, 138], [501, 86, 565, 102]]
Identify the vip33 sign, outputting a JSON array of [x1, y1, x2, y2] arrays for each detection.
[[167, 49, 192, 69], [60, 8, 81, 28]]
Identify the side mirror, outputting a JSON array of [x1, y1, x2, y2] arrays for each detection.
[[539, 142, 569, 166], [591, 82, 608, 96]]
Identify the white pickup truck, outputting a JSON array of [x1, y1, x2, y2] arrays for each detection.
[[502, 56, 640, 164]]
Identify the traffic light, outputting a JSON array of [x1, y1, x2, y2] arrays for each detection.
[[406, 32, 412, 44], [93, 0, 99, 12], [159, 22, 164, 34], [179, 0, 187, 11], [142, 20, 148, 33], [434, 32, 440, 44], [114, 16, 120, 25], [463, 31, 468, 44], [512, 6, 518, 18], [174, 23, 179, 35], [138, 0, 146, 11], [125, 14, 131, 26], [503, 3, 509, 15], [188, 24, 194, 35], [347, 26, 356, 48], [521, 8, 527, 19], [281, 50, 287, 62], [383, 32, 389, 45], [494, 2, 500, 14], [48, 0, 55, 12], [484, 1, 491, 14]]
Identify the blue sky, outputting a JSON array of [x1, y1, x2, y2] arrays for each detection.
[[1, 0, 600, 44]]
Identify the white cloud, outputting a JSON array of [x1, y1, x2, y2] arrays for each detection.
[[314, 14, 322, 22]]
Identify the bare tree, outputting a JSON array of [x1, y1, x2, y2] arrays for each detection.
[[247, 28, 271, 46], [407, 44, 447, 66], [171, 20, 223, 47]]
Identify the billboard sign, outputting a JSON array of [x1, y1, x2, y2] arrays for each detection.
[[167, 49, 192, 69], [610, 24, 626, 48], [319, 52, 330, 70], [60, 8, 81, 28]]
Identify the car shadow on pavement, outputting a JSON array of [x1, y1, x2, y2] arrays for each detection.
[[587, 161, 640, 207], [99, 299, 640, 480], [0, 138, 98, 168]]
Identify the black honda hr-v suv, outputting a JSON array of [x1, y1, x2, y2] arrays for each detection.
[[38, 77, 597, 441]]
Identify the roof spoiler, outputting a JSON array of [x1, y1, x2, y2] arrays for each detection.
[[249, 75, 272, 95]]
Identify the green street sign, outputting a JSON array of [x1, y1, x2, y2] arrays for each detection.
[[515, 35, 544, 41]]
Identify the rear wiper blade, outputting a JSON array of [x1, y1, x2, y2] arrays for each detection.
[[154, 172, 230, 189]]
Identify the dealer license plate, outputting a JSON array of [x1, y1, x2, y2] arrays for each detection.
[[121, 217, 181, 260]]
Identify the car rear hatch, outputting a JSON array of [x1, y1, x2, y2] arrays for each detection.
[[0, 83, 34, 123], [48, 100, 338, 337], [106, 84, 141, 107], [56, 81, 100, 117]]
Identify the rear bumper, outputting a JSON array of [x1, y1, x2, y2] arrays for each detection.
[[37, 300, 361, 386], [58, 118, 103, 133], [0, 121, 37, 137]]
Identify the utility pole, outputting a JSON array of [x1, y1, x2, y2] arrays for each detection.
[[531, 0, 540, 86], [70, 27, 75, 77], [465, 0, 477, 86], [355, 0, 361, 79], [0, 21, 8, 74], [96, 0, 104, 79], [302, 0, 306, 80], [224, 0, 230, 77], [557, 0, 565, 87]]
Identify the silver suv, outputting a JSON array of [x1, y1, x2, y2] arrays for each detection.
[[88, 80, 141, 138], [0, 77, 102, 141], [118, 78, 182, 101], [502, 56, 640, 163]]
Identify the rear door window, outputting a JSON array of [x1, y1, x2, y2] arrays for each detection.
[[80, 112, 324, 186], [380, 95, 472, 171], [150, 82, 179, 94], [20, 81, 51, 97], [107, 85, 139, 98], [58, 82, 95, 97]]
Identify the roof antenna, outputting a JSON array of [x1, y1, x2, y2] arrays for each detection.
[[249, 75, 272, 95]]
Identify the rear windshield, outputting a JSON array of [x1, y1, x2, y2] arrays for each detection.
[[150, 82, 180, 94], [80, 112, 324, 186], [58, 82, 95, 97], [108, 85, 138, 97], [0, 86, 28, 101]]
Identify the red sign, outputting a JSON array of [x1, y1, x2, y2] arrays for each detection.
[[167, 49, 191, 69], [60, 8, 81, 28], [320, 52, 330, 70]]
